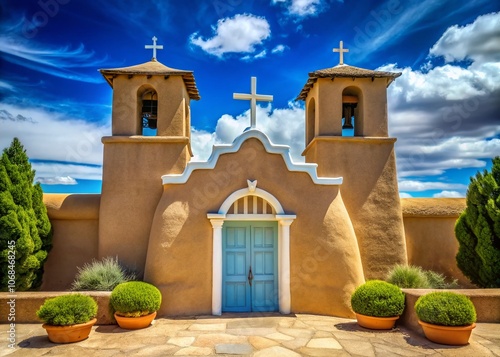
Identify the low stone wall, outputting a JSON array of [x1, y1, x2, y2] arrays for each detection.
[[401, 198, 473, 287], [41, 194, 101, 291], [400, 289, 500, 333], [0, 291, 114, 325]]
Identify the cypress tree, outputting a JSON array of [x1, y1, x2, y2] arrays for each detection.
[[0, 138, 52, 290], [455, 157, 500, 287]]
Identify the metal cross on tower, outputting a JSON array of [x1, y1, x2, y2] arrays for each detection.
[[233, 77, 273, 128], [333, 41, 349, 65], [145, 36, 164, 60]]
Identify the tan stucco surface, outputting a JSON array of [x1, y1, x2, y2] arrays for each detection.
[[144, 138, 365, 318], [401, 198, 471, 287], [98, 137, 190, 277], [41, 194, 100, 290], [304, 137, 407, 280]]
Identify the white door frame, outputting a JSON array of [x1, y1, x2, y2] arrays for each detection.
[[208, 180, 295, 315]]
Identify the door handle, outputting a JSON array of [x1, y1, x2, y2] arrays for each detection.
[[248, 266, 253, 286]]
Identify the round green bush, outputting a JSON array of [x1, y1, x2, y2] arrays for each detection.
[[36, 294, 97, 326], [110, 281, 162, 317], [415, 292, 476, 326], [351, 280, 405, 317]]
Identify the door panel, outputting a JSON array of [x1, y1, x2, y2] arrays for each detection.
[[222, 222, 278, 312], [223, 226, 251, 312], [251, 225, 277, 312]]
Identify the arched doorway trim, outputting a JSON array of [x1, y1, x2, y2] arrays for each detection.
[[208, 180, 296, 315]]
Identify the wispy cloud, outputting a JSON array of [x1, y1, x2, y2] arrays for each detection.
[[350, 0, 445, 60], [190, 14, 270, 58], [0, 20, 108, 83]]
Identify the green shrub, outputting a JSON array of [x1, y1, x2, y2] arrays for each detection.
[[455, 156, 500, 288], [386, 264, 459, 289], [350, 280, 405, 317], [415, 292, 476, 326], [386, 265, 430, 288], [36, 294, 97, 326], [0, 138, 52, 291], [72, 256, 135, 291], [110, 281, 161, 317]]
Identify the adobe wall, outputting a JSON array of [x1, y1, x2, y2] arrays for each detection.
[[41, 194, 100, 290], [98, 137, 191, 278], [304, 137, 408, 280], [401, 198, 473, 287]]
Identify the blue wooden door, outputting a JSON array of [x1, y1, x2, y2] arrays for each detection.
[[222, 222, 278, 312]]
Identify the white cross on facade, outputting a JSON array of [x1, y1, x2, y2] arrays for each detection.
[[145, 36, 164, 60], [233, 77, 273, 128], [333, 40, 349, 65]]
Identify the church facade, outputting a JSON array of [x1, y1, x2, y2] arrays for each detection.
[[35, 35, 471, 318], [87, 40, 410, 318]]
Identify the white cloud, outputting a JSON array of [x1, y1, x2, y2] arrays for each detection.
[[36, 176, 77, 185], [272, 44, 287, 54], [379, 12, 500, 180], [381, 62, 500, 102], [430, 12, 500, 64], [32, 162, 102, 182], [0, 103, 109, 168], [433, 190, 464, 198], [399, 192, 413, 198], [398, 180, 467, 192], [191, 102, 305, 162], [272, 0, 327, 17], [190, 14, 270, 57]]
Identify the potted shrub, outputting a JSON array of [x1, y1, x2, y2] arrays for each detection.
[[110, 281, 162, 329], [36, 294, 98, 343], [415, 291, 476, 345], [350, 280, 405, 329]]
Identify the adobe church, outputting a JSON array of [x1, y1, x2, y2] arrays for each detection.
[[41, 38, 467, 318]]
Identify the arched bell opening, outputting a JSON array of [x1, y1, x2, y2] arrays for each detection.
[[306, 97, 316, 146], [341, 86, 362, 137], [139, 87, 158, 136]]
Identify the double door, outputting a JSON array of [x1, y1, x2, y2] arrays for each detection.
[[222, 221, 278, 312]]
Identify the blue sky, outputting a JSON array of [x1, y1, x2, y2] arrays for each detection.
[[0, 0, 499, 197]]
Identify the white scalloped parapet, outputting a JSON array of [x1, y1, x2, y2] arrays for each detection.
[[162, 129, 343, 185]]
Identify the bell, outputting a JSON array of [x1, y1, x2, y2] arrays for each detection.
[[148, 116, 157, 129], [342, 103, 355, 129]]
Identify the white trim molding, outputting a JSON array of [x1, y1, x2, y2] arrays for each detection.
[[163, 129, 343, 185], [208, 182, 296, 315]]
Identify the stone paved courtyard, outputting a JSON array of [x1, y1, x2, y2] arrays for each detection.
[[2, 314, 499, 356]]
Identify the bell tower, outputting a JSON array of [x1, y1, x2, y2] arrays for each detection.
[[298, 41, 407, 279], [98, 37, 200, 274]]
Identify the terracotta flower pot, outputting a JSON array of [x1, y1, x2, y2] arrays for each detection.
[[355, 313, 399, 330], [114, 311, 157, 329], [42, 318, 97, 343], [418, 320, 476, 345]]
